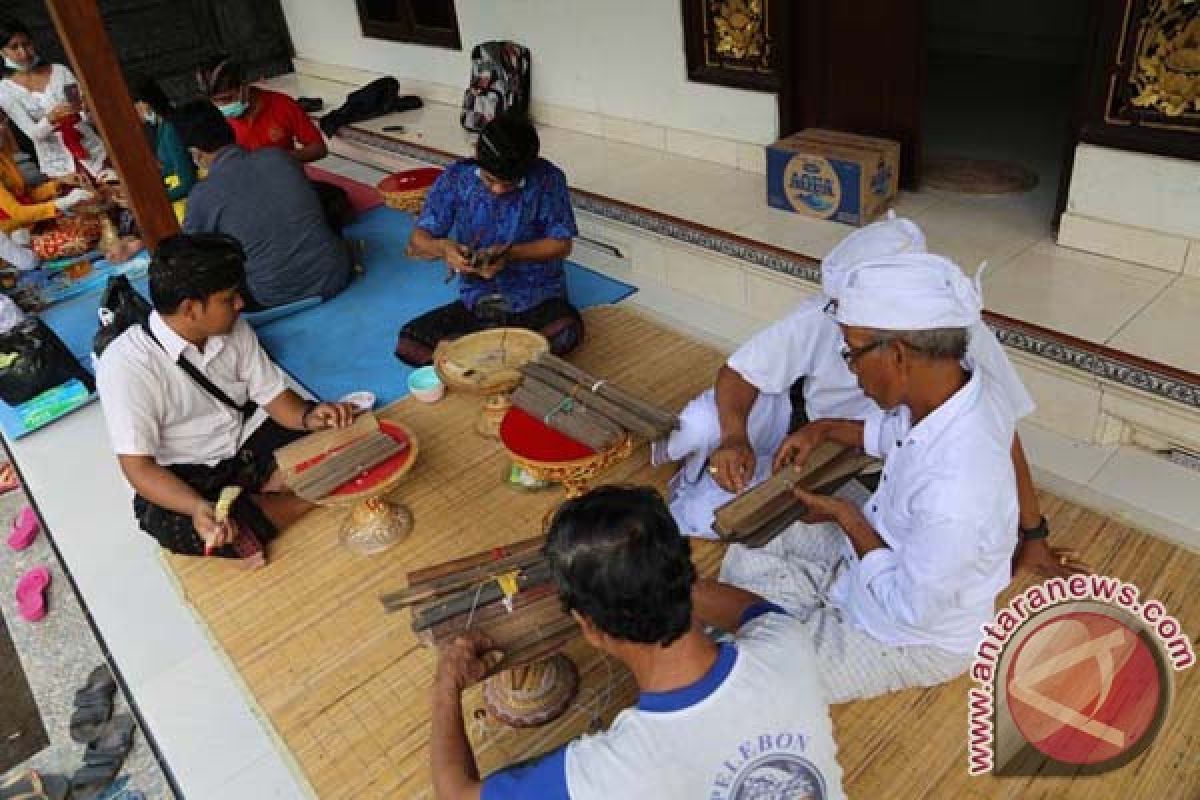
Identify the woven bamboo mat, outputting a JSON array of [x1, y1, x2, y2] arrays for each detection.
[[163, 305, 1200, 799]]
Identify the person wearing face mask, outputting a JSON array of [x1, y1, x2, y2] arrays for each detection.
[[0, 18, 108, 179], [196, 57, 327, 165], [129, 75, 195, 217], [173, 100, 351, 309], [197, 57, 354, 234]]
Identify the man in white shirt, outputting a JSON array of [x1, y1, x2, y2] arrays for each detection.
[[96, 234, 356, 566], [720, 254, 1023, 702], [659, 214, 1082, 579], [429, 486, 846, 800]]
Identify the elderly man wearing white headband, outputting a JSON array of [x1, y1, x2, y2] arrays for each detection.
[[657, 213, 1082, 579], [717, 254, 1021, 700]]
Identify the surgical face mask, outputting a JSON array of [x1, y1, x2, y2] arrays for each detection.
[[218, 100, 248, 119], [142, 110, 159, 125], [3, 55, 38, 72]]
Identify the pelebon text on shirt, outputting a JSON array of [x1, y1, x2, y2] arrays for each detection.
[[710, 731, 830, 799]]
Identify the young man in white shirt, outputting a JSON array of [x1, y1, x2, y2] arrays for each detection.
[[720, 254, 1024, 702], [96, 234, 356, 566], [430, 486, 846, 800], [659, 214, 1082, 579]]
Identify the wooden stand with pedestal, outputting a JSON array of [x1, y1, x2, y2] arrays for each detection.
[[276, 413, 420, 555], [433, 328, 549, 438]]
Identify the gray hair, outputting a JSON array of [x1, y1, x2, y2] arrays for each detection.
[[872, 327, 968, 360]]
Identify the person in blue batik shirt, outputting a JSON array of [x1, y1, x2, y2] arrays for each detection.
[[396, 114, 583, 366], [428, 486, 846, 800]]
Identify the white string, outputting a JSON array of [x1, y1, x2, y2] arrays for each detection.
[[570, 654, 618, 733], [590, 379, 607, 393], [462, 580, 490, 631]]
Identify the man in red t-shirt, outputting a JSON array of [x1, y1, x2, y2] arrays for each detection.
[[199, 59, 327, 164]]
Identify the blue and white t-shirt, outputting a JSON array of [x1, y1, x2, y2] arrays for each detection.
[[482, 605, 846, 800]]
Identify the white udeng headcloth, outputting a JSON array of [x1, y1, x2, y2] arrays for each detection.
[[820, 210, 927, 300], [835, 252, 984, 330]]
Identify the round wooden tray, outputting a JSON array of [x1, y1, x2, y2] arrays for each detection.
[[433, 328, 549, 396], [499, 407, 632, 498], [316, 420, 420, 508], [377, 167, 443, 213]]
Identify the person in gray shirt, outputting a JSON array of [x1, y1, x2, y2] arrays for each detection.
[[173, 100, 351, 309]]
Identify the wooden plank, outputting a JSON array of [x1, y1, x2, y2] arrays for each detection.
[[406, 535, 546, 588], [44, 0, 178, 247]]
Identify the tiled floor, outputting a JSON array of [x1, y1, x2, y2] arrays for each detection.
[[0, 484, 172, 798], [4, 405, 309, 800], [264, 69, 1200, 376]]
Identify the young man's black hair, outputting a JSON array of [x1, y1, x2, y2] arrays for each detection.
[[544, 484, 695, 646], [475, 113, 540, 182], [149, 233, 245, 314], [172, 99, 236, 153]]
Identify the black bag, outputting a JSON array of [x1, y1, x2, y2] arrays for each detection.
[[92, 274, 151, 358], [461, 41, 531, 133], [318, 77, 423, 137], [0, 317, 94, 406]]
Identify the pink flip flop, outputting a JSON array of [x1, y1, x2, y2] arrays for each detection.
[[7, 506, 40, 551], [16, 566, 51, 622]]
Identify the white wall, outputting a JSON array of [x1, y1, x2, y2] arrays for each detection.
[[1059, 143, 1200, 275], [1068, 144, 1200, 241], [278, 0, 778, 144]]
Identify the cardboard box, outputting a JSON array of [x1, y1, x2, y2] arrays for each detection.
[[765, 129, 900, 226]]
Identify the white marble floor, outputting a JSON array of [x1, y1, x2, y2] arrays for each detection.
[[263, 70, 1200, 377]]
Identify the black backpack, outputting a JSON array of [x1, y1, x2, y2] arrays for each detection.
[[92, 274, 151, 359], [461, 41, 531, 133]]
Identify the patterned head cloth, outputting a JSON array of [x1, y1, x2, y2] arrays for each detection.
[[821, 210, 927, 300], [835, 252, 984, 331]]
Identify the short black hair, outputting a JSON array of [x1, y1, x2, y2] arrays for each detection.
[[544, 485, 695, 646], [476, 114, 540, 181], [0, 19, 31, 50], [150, 234, 245, 314], [128, 74, 172, 118], [196, 56, 244, 98], [172, 99, 235, 153]]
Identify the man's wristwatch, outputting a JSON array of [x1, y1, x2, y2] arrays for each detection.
[[1020, 515, 1050, 541]]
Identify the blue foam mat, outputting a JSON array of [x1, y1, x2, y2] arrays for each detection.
[[255, 205, 636, 405], [2, 205, 635, 438]]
